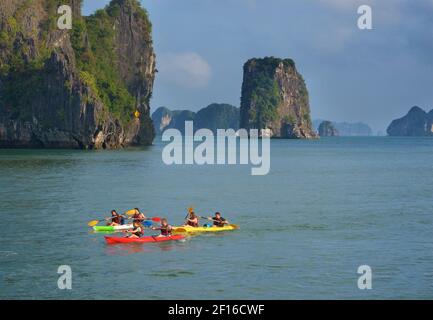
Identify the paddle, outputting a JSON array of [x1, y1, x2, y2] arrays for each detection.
[[125, 216, 161, 223], [122, 221, 154, 235], [199, 216, 239, 229], [124, 209, 161, 221], [120, 220, 152, 229], [88, 208, 137, 227], [199, 215, 228, 222], [184, 206, 194, 219], [88, 209, 160, 227], [88, 217, 114, 227]]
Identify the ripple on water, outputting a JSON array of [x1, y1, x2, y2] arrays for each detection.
[[0, 251, 18, 257], [149, 270, 195, 278], [291, 223, 328, 231]]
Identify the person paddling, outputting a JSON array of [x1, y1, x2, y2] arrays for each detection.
[[208, 212, 229, 227], [152, 218, 173, 237], [107, 210, 125, 226], [132, 208, 146, 223], [126, 221, 144, 238], [185, 211, 199, 227]]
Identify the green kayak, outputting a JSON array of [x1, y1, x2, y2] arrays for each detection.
[[93, 224, 133, 232]]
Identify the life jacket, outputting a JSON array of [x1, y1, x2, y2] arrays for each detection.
[[213, 217, 226, 227], [112, 215, 123, 225], [133, 213, 144, 222], [187, 218, 199, 227], [133, 225, 144, 237], [160, 225, 172, 236]]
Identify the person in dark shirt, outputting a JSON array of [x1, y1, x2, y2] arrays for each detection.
[[210, 212, 229, 227], [108, 210, 125, 226]]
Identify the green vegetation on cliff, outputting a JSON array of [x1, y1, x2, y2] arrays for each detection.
[[0, 0, 77, 121], [243, 57, 296, 129], [72, 7, 136, 124], [240, 56, 317, 138], [1, 0, 152, 125], [0, 1, 56, 121], [71, 0, 152, 124]]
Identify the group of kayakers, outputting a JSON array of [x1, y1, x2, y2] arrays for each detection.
[[105, 208, 229, 239]]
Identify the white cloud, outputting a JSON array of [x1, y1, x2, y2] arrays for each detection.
[[157, 52, 212, 88]]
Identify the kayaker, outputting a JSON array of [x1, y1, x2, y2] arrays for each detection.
[[126, 221, 144, 238], [152, 218, 173, 237], [185, 211, 199, 227], [210, 212, 229, 227], [108, 210, 125, 226], [132, 208, 146, 223]]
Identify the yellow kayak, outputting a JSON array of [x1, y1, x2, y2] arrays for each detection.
[[173, 224, 239, 234]]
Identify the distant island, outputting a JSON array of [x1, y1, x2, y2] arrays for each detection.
[[387, 106, 433, 136], [313, 120, 373, 136], [318, 121, 339, 137], [152, 104, 239, 134], [240, 57, 317, 139]]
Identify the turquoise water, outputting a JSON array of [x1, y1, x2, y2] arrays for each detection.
[[0, 137, 433, 299]]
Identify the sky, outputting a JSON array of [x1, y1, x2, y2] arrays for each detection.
[[82, 0, 433, 133]]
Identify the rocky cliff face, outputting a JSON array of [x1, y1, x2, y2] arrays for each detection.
[[318, 121, 339, 137], [0, 0, 155, 148], [240, 57, 317, 139], [387, 106, 433, 136], [152, 104, 239, 135]]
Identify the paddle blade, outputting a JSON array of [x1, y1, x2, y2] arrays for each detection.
[[88, 220, 99, 227], [125, 209, 138, 216], [151, 217, 161, 222], [230, 224, 240, 230], [174, 228, 187, 233], [143, 220, 153, 227], [188, 207, 194, 213]]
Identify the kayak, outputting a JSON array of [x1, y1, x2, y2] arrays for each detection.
[[104, 235, 185, 244], [93, 224, 133, 232], [173, 224, 239, 234]]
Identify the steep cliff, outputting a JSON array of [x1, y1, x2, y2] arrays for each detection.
[[318, 121, 339, 137], [387, 106, 433, 137], [152, 103, 239, 134], [0, 0, 155, 148], [240, 57, 317, 139]]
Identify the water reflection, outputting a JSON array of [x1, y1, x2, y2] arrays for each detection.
[[104, 239, 189, 255]]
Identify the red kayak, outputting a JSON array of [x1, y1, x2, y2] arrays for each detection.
[[104, 235, 185, 244]]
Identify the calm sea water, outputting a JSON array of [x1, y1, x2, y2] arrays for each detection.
[[0, 137, 432, 299]]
